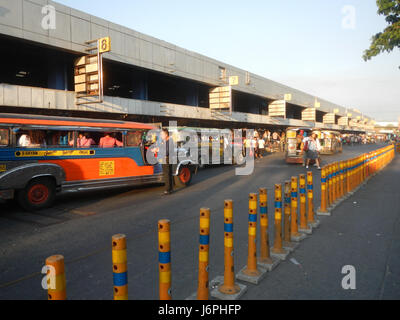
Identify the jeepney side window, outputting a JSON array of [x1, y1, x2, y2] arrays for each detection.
[[45, 131, 74, 148], [0, 128, 9, 147], [17, 130, 47, 148], [126, 131, 144, 147]]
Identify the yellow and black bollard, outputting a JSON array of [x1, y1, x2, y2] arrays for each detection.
[[290, 176, 307, 241], [158, 220, 172, 300], [45, 255, 66, 300], [317, 166, 331, 216], [211, 200, 247, 300], [283, 181, 299, 251], [257, 188, 280, 271], [197, 208, 210, 300], [298, 174, 312, 234], [112, 234, 128, 300], [270, 184, 290, 260], [306, 171, 320, 228], [237, 194, 268, 284]]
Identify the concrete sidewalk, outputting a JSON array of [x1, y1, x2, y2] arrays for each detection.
[[245, 152, 400, 300]]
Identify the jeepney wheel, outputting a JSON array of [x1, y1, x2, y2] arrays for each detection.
[[17, 178, 56, 211], [174, 166, 192, 188]]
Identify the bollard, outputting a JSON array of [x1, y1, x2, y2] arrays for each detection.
[[237, 194, 268, 284], [317, 166, 331, 216], [332, 162, 338, 204], [270, 184, 289, 260], [112, 234, 128, 300], [158, 220, 172, 300], [290, 177, 306, 242], [343, 160, 348, 197], [45, 255, 66, 300], [346, 159, 351, 195], [307, 171, 320, 228], [339, 161, 344, 200], [298, 174, 312, 234], [211, 200, 246, 300], [257, 188, 280, 271], [283, 181, 299, 251], [328, 164, 334, 208], [197, 208, 210, 300], [336, 162, 340, 201]]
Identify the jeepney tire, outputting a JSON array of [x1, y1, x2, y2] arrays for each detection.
[[17, 177, 57, 212], [174, 166, 192, 188]]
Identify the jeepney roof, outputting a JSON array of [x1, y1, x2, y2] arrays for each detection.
[[0, 113, 156, 130]]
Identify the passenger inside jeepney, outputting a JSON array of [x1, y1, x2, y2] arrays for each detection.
[[0, 129, 9, 147], [18, 130, 46, 148]]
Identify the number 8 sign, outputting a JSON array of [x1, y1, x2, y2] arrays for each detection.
[[98, 37, 111, 53]]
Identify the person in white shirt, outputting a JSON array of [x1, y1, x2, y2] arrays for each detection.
[[305, 133, 321, 169]]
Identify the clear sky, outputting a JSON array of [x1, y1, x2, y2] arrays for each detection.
[[56, 0, 400, 121]]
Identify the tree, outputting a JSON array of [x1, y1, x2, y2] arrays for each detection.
[[363, 0, 400, 66]]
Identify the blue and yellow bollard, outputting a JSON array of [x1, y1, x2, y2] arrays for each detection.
[[158, 220, 172, 300], [197, 208, 210, 300], [112, 234, 128, 300]]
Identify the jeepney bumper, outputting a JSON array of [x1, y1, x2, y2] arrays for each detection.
[[0, 189, 14, 200]]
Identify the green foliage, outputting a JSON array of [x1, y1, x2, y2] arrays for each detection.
[[363, 0, 400, 63]]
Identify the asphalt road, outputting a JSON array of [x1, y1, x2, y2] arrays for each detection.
[[0, 143, 398, 300]]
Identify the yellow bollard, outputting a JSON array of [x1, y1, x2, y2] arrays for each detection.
[[158, 220, 172, 300], [237, 194, 268, 284], [328, 164, 334, 207], [317, 166, 330, 216], [339, 161, 344, 199], [270, 184, 289, 260], [45, 255, 66, 300], [197, 208, 210, 300], [298, 174, 312, 234], [307, 171, 320, 227], [212, 200, 247, 300], [290, 177, 306, 241], [112, 234, 128, 300], [258, 188, 280, 271], [283, 181, 299, 251]]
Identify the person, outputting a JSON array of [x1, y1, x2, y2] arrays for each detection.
[[19, 130, 45, 148], [99, 132, 123, 148], [152, 129, 175, 195], [77, 133, 96, 148], [301, 132, 310, 166], [280, 132, 286, 152], [18, 132, 32, 147], [305, 133, 321, 169], [258, 136, 265, 158]]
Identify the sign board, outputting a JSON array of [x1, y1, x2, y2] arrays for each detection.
[[323, 113, 336, 124], [268, 100, 286, 118], [98, 37, 111, 53], [284, 94, 292, 101], [301, 108, 316, 122], [229, 76, 239, 86], [209, 86, 232, 111]]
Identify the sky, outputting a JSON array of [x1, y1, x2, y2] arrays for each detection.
[[56, 0, 400, 121]]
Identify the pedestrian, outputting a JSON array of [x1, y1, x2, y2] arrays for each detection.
[[152, 128, 175, 195], [301, 132, 310, 166], [280, 131, 286, 152], [305, 133, 321, 169], [258, 136, 265, 158]]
